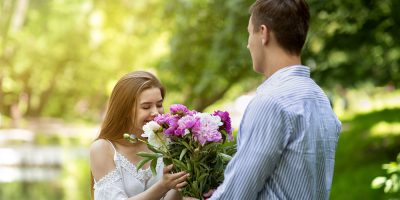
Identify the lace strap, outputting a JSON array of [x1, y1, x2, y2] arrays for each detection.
[[106, 139, 117, 160]]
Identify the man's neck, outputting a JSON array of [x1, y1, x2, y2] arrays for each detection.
[[263, 48, 302, 78]]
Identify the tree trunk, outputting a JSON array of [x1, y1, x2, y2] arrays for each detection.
[[10, 0, 29, 32], [190, 70, 246, 112]]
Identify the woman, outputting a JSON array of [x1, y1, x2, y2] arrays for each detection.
[[90, 71, 189, 200]]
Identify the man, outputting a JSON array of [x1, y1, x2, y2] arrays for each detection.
[[208, 0, 342, 199]]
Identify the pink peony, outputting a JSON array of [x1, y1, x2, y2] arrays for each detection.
[[192, 113, 222, 145]]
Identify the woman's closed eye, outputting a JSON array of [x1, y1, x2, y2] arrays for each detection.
[[141, 106, 151, 110]]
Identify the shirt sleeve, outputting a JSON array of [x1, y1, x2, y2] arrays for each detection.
[[210, 96, 292, 199], [94, 168, 128, 200]]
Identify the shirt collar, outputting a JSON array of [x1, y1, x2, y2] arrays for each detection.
[[257, 65, 310, 93]]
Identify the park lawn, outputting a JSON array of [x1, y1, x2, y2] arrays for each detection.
[[331, 108, 400, 199]]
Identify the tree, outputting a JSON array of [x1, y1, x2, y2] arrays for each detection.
[[157, 0, 399, 111], [306, 0, 400, 88], [157, 0, 260, 111], [1, 0, 398, 122], [0, 0, 168, 125]]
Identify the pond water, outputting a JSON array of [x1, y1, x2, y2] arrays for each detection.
[[0, 128, 94, 200], [0, 146, 91, 199]]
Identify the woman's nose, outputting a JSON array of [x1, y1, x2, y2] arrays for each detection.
[[150, 107, 159, 116]]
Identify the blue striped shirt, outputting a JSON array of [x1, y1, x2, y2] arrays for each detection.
[[210, 65, 341, 200]]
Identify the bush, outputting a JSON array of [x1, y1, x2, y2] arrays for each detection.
[[372, 153, 400, 194]]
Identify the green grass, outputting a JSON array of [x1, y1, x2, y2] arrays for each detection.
[[0, 181, 64, 200], [331, 108, 400, 199]]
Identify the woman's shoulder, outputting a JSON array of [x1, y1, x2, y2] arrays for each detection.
[[90, 139, 117, 181], [90, 139, 115, 162], [91, 139, 113, 152]]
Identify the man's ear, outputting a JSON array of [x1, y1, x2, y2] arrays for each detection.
[[260, 25, 269, 45]]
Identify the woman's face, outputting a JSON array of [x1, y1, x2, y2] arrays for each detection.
[[134, 87, 164, 131]]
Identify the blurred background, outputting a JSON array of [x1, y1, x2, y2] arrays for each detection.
[[0, 0, 399, 199]]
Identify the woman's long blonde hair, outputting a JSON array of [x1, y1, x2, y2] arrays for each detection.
[[90, 71, 165, 199]]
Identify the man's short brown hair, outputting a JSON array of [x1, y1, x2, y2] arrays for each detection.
[[249, 0, 310, 55]]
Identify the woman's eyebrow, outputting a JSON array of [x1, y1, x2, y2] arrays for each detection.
[[140, 100, 163, 105]]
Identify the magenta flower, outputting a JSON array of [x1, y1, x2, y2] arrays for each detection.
[[154, 114, 179, 136], [164, 116, 179, 136], [187, 110, 198, 116], [213, 110, 233, 141], [154, 113, 172, 126], [170, 104, 189, 116]]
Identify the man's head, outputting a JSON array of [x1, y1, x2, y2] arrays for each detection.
[[249, 0, 310, 56]]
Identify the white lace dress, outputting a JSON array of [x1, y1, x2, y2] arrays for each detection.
[[93, 140, 164, 200]]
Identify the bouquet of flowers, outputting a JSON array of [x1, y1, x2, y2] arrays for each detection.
[[124, 104, 236, 199]]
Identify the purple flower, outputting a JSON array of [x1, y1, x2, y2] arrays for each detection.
[[154, 114, 179, 136], [170, 104, 189, 116], [187, 110, 198, 116], [213, 110, 233, 141], [154, 113, 171, 126]]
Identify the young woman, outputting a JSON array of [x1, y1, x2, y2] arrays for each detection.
[[90, 71, 189, 200]]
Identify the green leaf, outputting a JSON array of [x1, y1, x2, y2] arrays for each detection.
[[198, 173, 208, 182], [147, 144, 164, 154], [191, 181, 200, 198], [220, 129, 227, 141], [150, 158, 158, 176], [218, 152, 233, 162], [163, 157, 173, 166], [194, 165, 200, 179], [136, 157, 152, 172], [384, 179, 393, 193], [389, 174, 399, 193], [179, 148, 188, 161], [199, 163, 211, 171], [173, 159, 187, 171], [181, 141, 193, 152], [371, 177, 387, 189], [186, 160, 192, 172], [136, 152, 162, 158]]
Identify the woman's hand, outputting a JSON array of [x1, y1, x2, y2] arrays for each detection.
[[161, 164, 190, 191]]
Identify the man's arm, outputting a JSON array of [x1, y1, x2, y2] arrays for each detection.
[[210, 96, 291, 199]]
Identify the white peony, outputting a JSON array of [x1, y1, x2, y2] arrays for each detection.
[[141, 121, 166, 150], [195, 113, 223, 127], [142, 121, 161, 137]]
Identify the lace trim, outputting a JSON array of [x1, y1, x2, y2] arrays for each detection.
[[93, 168, 121, 190], [116, 153, 163, 184]]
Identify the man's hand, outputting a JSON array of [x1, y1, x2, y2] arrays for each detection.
[[183, 197, 199, 200], [203, 189, 215, 198]]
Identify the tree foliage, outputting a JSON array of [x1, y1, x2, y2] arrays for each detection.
[[306, 0, 400, 88], [157, 0, 260, 111], [0, 0, 398, 124], [0, 0, 166, 124], [158, 0, 399, 111]]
